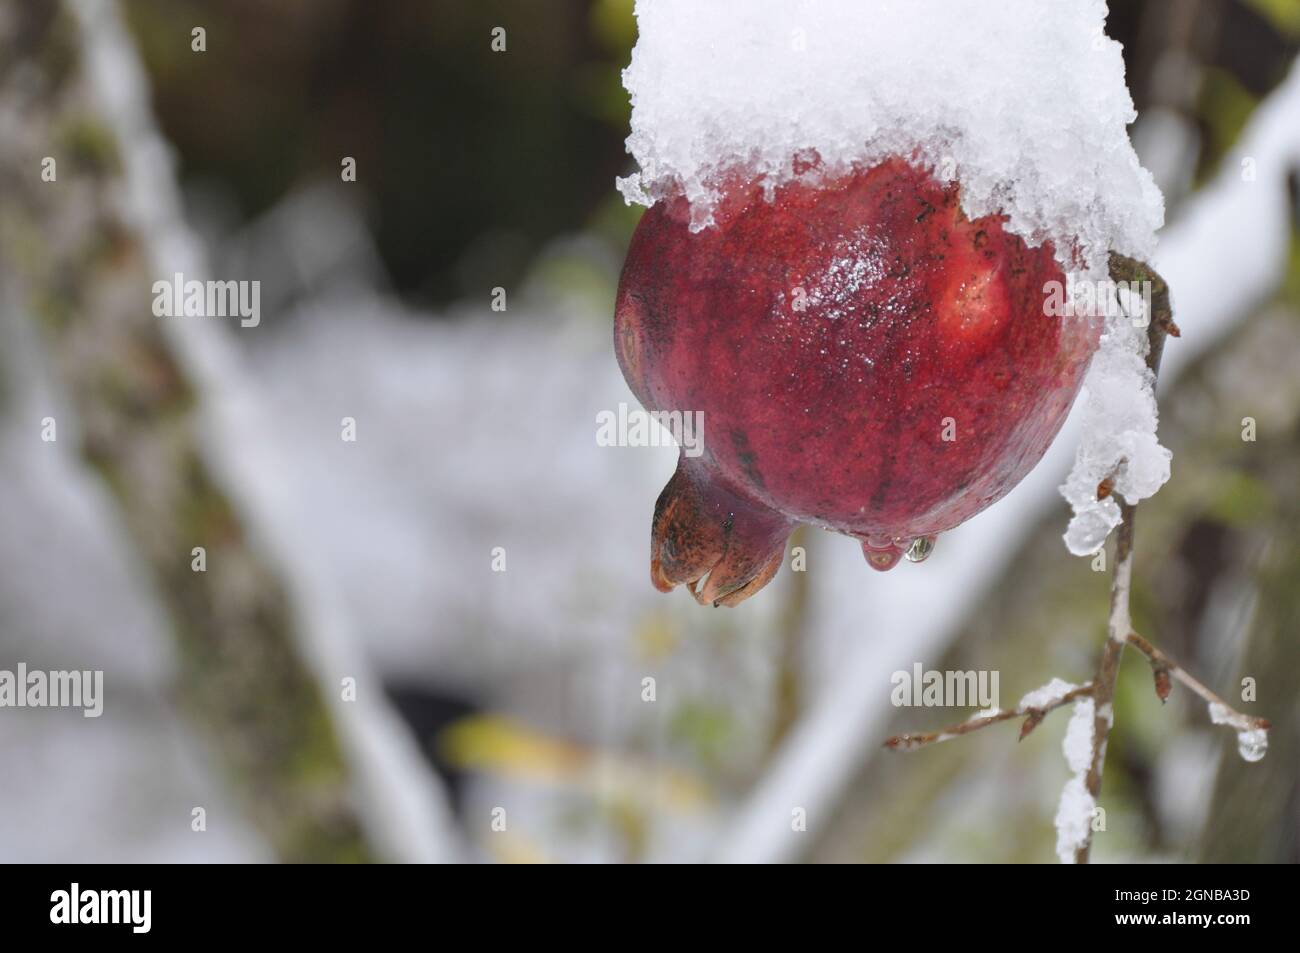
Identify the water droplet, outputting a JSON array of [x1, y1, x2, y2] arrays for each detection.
[[905, 535, 937, 563], [1236, 729, 1268, 762], [866, 549, 901, 571], [860, 536, 903, 572]]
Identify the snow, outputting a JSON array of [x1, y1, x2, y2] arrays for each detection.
[[1059, 37, 1300, 560], [1054, 699, 1097, 863], [1018, 678, 1079, 711], [1208, 703, 1269, 763], [1060, 283, 1172, 554], [618, 0, 1163, 279], [620, 0, 1169, 556], [696, 23, 1300, 868]]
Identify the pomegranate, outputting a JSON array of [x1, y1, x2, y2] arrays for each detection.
[[614, 158, 1099, 606]]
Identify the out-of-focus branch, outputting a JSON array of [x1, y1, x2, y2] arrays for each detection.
[[768, 527, 812, 755], [0, 0, 372, 862], [12, 0, 465, 861]]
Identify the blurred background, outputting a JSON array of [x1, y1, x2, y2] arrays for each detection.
[[0, 0, 1296, 863]]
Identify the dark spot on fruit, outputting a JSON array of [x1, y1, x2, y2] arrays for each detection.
[[730, 428, 766, 490]]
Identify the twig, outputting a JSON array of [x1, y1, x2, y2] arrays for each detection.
[[1074, 254, 1174, 863], [883, 627, 1269, 752], [883, 256, 1267, 862], [884, 683, 1093, 750], [1125, 632, 1271, 734]]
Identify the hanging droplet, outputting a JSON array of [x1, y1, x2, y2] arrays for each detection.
[[1236, 729, 1268, 763], [860, 536, 904, 572], [905, 534, 937, 563]]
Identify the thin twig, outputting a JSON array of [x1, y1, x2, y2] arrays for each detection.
[[1125, 632, 1271, 733], [884, 683, 1094, 750], [883, 626, 1270, 752]]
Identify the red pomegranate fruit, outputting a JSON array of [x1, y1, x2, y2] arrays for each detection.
[[614, 158, 1099, 606]]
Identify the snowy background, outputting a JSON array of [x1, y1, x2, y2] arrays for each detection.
[[0, 0, 1296, 863]]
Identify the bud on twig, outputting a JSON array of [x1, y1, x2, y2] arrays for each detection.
[[1019, 710, 1046, 741], [1153, 666, 1172, 703]]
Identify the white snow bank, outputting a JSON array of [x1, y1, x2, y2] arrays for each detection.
[[618, 0, 1163, 277]]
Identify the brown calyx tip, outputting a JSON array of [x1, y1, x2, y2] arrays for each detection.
[[649, 458, 793, 608]]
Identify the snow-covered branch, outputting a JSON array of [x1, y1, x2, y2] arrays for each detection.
[[884, 678, 1091, 751], [884, 257, 1269, 864], [1072, 254, 1176, 863]]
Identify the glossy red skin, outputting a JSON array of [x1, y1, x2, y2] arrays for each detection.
[[615, 159, 1098, 604]]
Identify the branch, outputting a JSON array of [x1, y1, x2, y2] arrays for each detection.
[[883, 255, 1269, 863], [884, 682, 1093, 750], [1125, 632, 1271, 736], [59, 0, 464, 861], [1074, 253, 1175, 864]]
